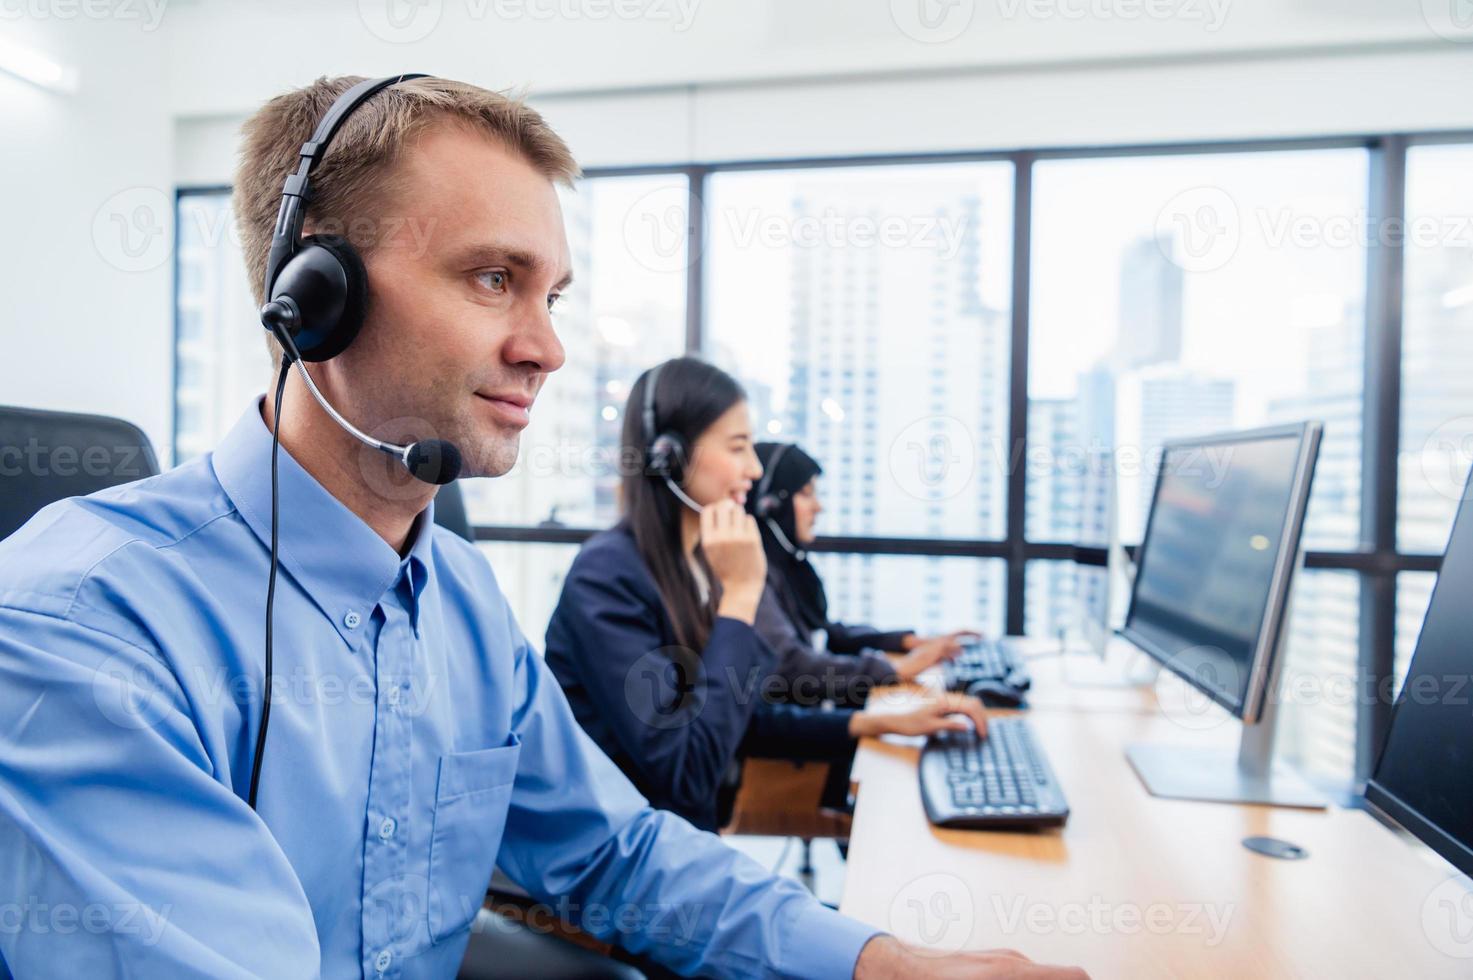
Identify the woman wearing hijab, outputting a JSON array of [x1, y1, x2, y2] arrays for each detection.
[[748, 441, 978, 706], [543, 358, 987, 832]]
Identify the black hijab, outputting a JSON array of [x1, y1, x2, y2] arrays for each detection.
[[749, 442, 828, 634]]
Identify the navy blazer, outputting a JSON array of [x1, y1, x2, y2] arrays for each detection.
[[545, 523, 854, 831]]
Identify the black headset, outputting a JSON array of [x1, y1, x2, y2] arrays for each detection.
[[753, 442, 791, 519], [248, 73, 447, 814], [258, 73, 428, 361], [753, 442, 806, 559], [640, 362, 701, 512]]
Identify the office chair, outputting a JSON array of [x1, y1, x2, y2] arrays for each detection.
[[433, 479, 475, 542], [0, 405, 160, 542]]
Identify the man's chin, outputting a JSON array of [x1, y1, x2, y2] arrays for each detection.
[[461, 432, 521, 479]]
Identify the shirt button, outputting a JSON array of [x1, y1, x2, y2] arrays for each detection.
[[374, 949, 392, 973], [378, 816, 397, 841], [344, 611, 361, 630], [386, 685, 401, 707]]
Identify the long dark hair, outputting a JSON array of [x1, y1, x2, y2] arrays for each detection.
[[621, 357, 747, 651]]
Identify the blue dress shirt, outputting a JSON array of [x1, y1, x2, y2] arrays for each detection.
[[0, 401, 879, 979]]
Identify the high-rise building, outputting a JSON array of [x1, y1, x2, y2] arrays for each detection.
[[783, 177, 1010, 633]]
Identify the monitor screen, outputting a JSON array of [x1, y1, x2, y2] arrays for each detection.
[[1366, 484, 1473, 878], [1122, 427, 1315, 719]]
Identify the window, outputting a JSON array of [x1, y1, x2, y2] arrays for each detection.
[[460, 175, 689, 529], [477, 542, 580, 648], [1398, 144, 1473, 555], [1027, 150, 1369, 550], [706, 163, 1014, 541], [811, 554, 1006, 638]]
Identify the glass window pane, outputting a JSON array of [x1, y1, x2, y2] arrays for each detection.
[[477, 541, 580, 652], [1027, 150, 1368, 550], [461, 174, 688, 528], [1024, 561, 1119, 642], [707, 163, 1014, 540], [1398, 144, 1473, 555], [1272, 570, 1360, 785], [174, 191, 272, 463], [1396, 571, 1438, 695], [809, 555, 1005, 638]]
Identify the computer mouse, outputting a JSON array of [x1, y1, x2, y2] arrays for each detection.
[[966, 679, 1026, 709]]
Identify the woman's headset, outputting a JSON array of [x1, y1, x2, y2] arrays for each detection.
[[641, 362, 701, 512]]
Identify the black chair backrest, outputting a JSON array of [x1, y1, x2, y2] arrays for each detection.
[[0, 405, 160, 542], [433, 480, 475, 543]]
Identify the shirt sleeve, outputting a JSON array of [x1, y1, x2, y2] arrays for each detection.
[[824, 620, 915, 656], [496, 626, 882, 980], [549, 558, 777, 823], [0, 603, 321, 980]]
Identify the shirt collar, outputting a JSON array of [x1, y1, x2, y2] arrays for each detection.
[[212, 398, 437, 645]]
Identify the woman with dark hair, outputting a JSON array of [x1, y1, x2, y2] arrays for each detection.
[[544, 357, 986, 832], [749, 440, 979, 696]]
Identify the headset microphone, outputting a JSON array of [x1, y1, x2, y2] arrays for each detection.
[[269, 323, 463, 486]]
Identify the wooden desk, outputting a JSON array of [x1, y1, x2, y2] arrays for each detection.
[[841, 648, 1469, 978]]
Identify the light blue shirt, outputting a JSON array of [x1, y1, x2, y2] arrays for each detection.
[[0, 401, 879, 979]]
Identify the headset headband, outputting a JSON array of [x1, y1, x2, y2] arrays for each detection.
[[262, 73, 429, 299], [756, 442, 792, 505], [642, 362, 664, 448]]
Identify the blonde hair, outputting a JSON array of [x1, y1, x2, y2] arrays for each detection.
[[233, 75, 579, 362]]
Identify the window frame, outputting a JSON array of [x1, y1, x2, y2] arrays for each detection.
[[175, 128, 1473, 786]]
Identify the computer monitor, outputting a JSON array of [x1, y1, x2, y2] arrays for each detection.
[[1122, 421, 1326, 808], [1364, 471, 1473, 877]]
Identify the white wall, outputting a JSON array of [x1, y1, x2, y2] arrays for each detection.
[[6, 0, 1473, 462], [2, 14, 173, 456]]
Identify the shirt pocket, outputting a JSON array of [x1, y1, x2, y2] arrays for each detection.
[[427, 734, 521, 944]]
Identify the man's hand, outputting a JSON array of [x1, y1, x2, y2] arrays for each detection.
[[855, 935, 1088, 979]]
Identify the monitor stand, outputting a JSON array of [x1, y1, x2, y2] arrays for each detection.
[[1125, 601, 1327, 810]]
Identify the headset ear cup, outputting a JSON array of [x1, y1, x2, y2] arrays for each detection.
[[648, 432, 688, 483], [270, 234, 368, 361]]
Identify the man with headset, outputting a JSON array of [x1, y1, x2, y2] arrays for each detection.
[[0, 75, 1085, 980]]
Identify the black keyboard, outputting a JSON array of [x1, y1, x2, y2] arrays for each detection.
[[944, 637, 1031, 692], [919, 720, 1070, 830]]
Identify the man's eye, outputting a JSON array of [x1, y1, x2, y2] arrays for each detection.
[[476, 270, 508, 293]]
